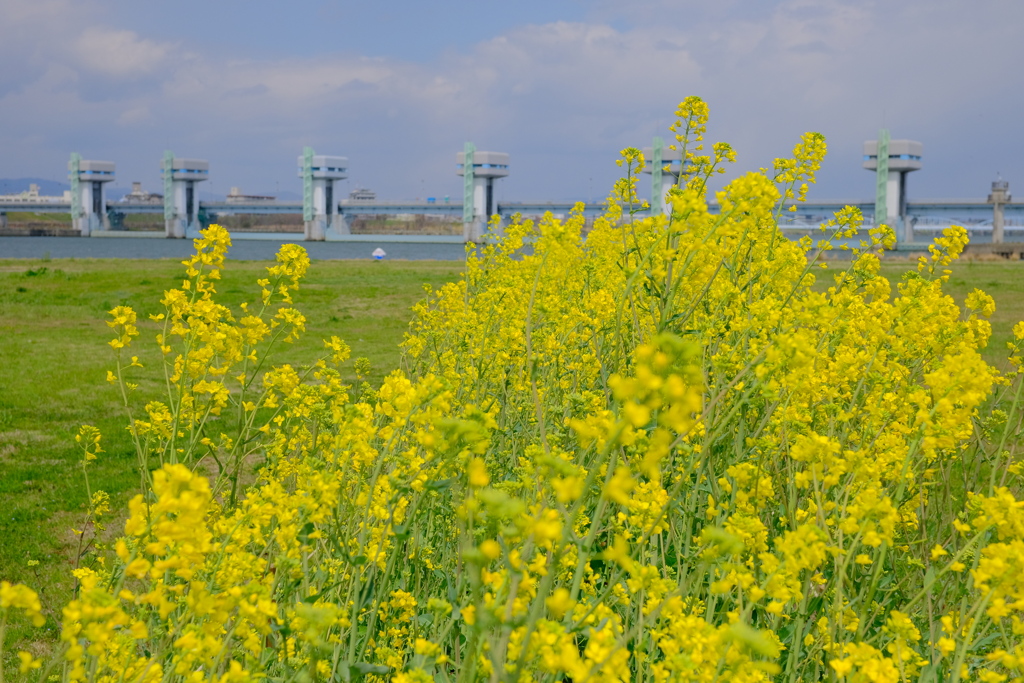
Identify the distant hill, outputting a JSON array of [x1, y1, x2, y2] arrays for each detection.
[[0, 178, 70, 196]]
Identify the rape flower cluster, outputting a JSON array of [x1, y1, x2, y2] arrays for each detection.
[[3, 97, 1024, 683]]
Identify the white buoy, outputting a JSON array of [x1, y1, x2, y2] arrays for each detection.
[[372, 247, 386, 260]]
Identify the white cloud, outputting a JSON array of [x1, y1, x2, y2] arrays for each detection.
[[2, 0, 1024, 200], [74, 27, 173, 78], [117, 105, 151, 125]]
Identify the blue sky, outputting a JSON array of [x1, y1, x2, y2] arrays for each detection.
[[2, 0, 1022, 203]]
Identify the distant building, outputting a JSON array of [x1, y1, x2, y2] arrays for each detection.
[[226, 187, 275, 203], [118, 182, 162, 203], [0, 183, 71, 203], [349, 187, 376, 202]]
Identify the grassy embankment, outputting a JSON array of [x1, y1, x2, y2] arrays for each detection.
[[0, 255, 1022, 642], [3, 213, 72, 223], [0, 256, 463, 639]]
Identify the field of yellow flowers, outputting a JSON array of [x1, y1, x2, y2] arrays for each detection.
[[4, 97, 1024, 683]]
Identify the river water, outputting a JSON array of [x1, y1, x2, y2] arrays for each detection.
[[0, 237, 468, 261]]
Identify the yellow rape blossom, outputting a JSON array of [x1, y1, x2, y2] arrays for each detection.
[[7, 98, 1024, 683]]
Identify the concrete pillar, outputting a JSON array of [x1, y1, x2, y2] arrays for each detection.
[[466, 176, 491, 241], [642, 143, 682, 216], [863, 138, 922, 243], [887, 171, 914, 243], [298, 154, 347, 241], [68, 159, 115, 236], [988, 178, 1010, 244], [334, 211, 351, 236], [457, 149, 508, 242], [885, 172, 900, 224], [659, 175, 679, 211], [162, 157, 208, 238]]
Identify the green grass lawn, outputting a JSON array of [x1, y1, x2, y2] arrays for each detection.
[[1, 253, 1022, 644], [878, 260, 1024, 369], [0, 255, 464, 638]]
